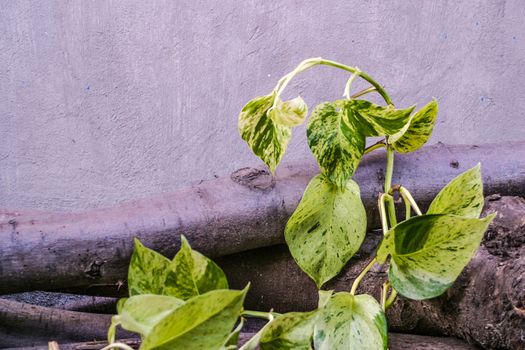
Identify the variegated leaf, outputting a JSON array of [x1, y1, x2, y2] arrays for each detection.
[[269, 96, 308, 127], [377, 213, 495, 300], [128, 239, 171, 296], [238, 94, 292, 172], [259, 311, 317, 350], [285, 174, 367, 288], [307, 102, 365, 187], [141, 287, 248, 350], [164, 235, 229, 300], [343, 99, 414, 136], [427, 164, 484, 218], [113, 294, 184, 337], [390, 99, 438, 153], [314, 293, 387, 350]]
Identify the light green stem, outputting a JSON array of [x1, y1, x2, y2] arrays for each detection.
[[343, 68, 361, 99], [384, 289, 398, 309], [350, 257, 377, 295], [363, 141, 386, 154], [273, 57, 393, 105], [351, 86, 377, 99], [381, 282, 390, 310], [242, 310, 278, 321], [100, 343, 135, 350], [385, 194, 397, 227], [378, 194, 389, 235], [399, 186, 422, 216]]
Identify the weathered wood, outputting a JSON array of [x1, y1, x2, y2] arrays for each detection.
[[1, 333, 477, 350], [1, 142, 524, 295], [0, 299, 133, 348]]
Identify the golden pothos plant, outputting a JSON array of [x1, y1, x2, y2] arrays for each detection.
[[104, 58, 494, 350]]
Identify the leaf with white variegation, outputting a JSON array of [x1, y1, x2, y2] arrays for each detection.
[[342, 99, 414, 136], [238, 94, 292, 172], [427, 164, 484, 218], [307, 102, 365, 187], [164, 235, 228, 300], [259, 311, 316, 350], [141, 287, 248, 350], [314, 293, 387, 350], [376, 213, 495, 300], [128, 239, 171, 296], [285, 174, 367, 288], [390, 99, 438, 153], [269, 96, 308, 127], [112, 294, 184, 337]]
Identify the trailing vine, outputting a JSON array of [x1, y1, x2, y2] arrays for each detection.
[[106, 58, 494, 349]]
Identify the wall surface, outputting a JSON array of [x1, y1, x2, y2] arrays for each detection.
[[1, 0, 524, 211]]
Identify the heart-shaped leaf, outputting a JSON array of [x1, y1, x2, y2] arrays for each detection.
[[390, 99, 438, 153], [164, 235, 228, 300], [427, 164, 484, 218], [376, 213, 495, 299], [269, 96, 308, 127], [285, 174, 367, 288], [314, 292, 387, 350], [239, 94, 292, 172], [307, 102, 365, 187], [113, 294, 184, 337], [141, 287, 248, 350], [128, 239, 171, 296], [343, 99, 414, 137]]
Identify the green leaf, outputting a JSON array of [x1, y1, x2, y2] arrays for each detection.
[[239, 94, 292, 172], [377, 213, 495, 300], [221, 318, 244, 350], [269, 96, 308, 127], [128, 238, 171, 296], [318, 290, 333, 308], [314, 292, 387, 350], [343, 99, 414, 137], [164, 235, 229, 300], [141, 287, 248, 350], [259, 312, 317, 350], [307, 102, 365, 187], [427, 164, 484, 218], [114, 294, 184, 337], [390, 99, 438, 153], [285, 174, 367, 288]]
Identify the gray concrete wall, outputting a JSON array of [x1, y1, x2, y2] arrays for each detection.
[[0, 0, 524, 211]]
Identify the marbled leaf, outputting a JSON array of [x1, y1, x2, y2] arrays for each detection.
[[285, 174, 367, 288], [307, 102, 365, 187], [269, 96, 308, 127], [377, 213, 495, 300], [141, 287, 248, 350], [314, 293, 387, 350], [390, 99, 438, 153], [343, 99, 414, 136], [427, 164, 484, 218], [164, 235, 228, 300], [128, 239, 171, 296], [239, 94, 292, 172]]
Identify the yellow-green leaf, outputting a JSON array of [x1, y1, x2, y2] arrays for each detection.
[[427, 164, 484, 218], [269, 96, 308, 127], [128, 239, 171, 296], [307, 102, 365, 187], [164, 235, 228, 300], [378, 213, 495, 300], [141, 287, 248, 350], [343, 99, 414, 137], [390, 99, 438, 153], [238, 94, 292, 172], [113, 294, 184, 337], [313, 293, 387, 350], [285, 174, 367, 288]]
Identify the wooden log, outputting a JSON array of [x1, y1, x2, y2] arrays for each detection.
[[0, 142, 524, 295]]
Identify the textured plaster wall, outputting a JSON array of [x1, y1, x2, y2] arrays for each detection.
[[1, 0, 524, 211]]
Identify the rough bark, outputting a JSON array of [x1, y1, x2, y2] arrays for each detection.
[[0, 299, 133, 348], [2, 333, 476, 350], [216, 196, 525, 349], [1, 142, 524, 295]]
